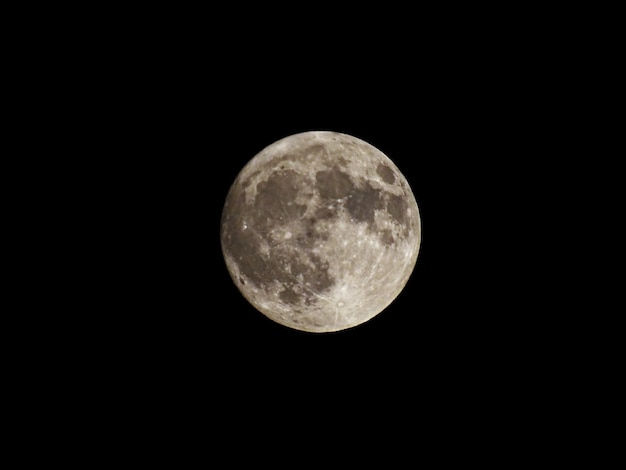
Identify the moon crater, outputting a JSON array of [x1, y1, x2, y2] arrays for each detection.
[[221, 131, 421, 333]]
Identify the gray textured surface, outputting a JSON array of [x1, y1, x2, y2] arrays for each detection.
[[221, 131, 421, 332]]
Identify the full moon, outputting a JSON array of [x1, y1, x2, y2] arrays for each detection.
[[220, 131, 421, 333]]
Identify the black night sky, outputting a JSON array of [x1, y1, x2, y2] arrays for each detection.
[[72, 15, 555, 451], [120, 66, 523, 383], [102, 42, 531, 376]]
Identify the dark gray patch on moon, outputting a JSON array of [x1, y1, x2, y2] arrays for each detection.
[[380, 229, 395, 245], [221, 183, 257, 269], [345, 183, 384, 226], [386, 192, 409, 225], [386, 192, 411, 238], [222, 224, 269, 289], [312, 165, 409, 245], [279, 288, 300, 304], [222, 167, 336, 306], [254, 170, 307, 224], [315, 167, 354, 200], [315, 166, 385, 230], [376, 163, 396, 184]]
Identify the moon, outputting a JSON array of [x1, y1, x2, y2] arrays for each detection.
[[220, 131, 421, 333]]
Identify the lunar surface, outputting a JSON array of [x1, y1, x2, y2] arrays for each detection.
[[220, 131, 421, 333]]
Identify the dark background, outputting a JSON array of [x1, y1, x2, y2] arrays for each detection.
[[13, 3, 605, 462], [82, 23, 540, 383], [98, 45, 537, 405], [39, 7, 578, 455]]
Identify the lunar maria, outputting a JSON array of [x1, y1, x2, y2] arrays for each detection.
[[220, 131, 421, 333]]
